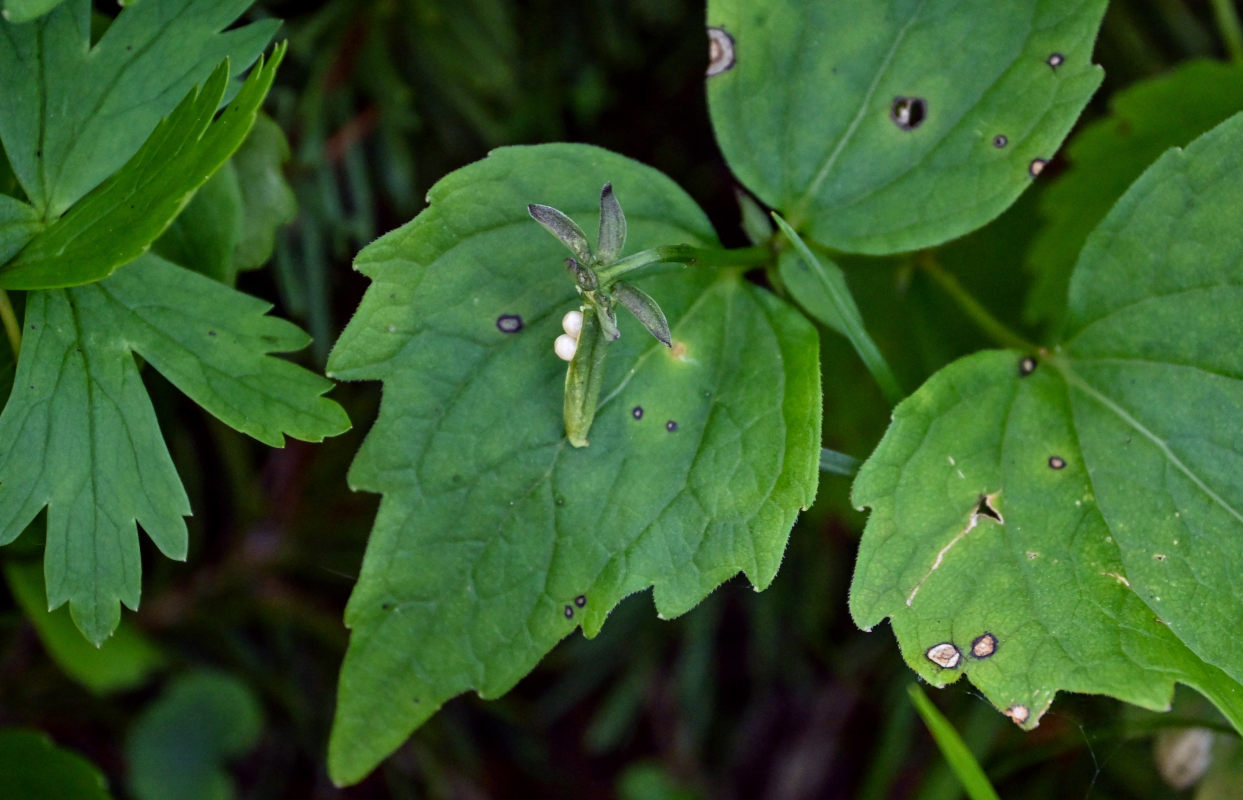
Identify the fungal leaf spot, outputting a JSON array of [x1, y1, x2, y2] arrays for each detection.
[[925, 642, 961, 669], [890, 96, 927, 131], [971, 632, 998, 659], [496, 314, 523, 333], [631, 406, 644, 420], [574, 595, 587, 608], [706, 27, 735, 77], [1028, 158, 1048, 177], [1018, 355, 1037, 376], [1048, 456, 1066, 470], [1004, 704, 1030, 725], [1047, 53, 1065, 69], [563, 605, 574, 619], [993, 134, 1008, 148], [666, 420, 678, 433]]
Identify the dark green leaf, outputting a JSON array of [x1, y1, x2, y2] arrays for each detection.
[[0, 0, 279, 218], [1, 0, 66, 24], [707, 0, 1106, 254], [1024, 59, 1243, 331], [326, 143, 820, 784], [0, 254, 350, 644], [0, 728, 113, 800], [0, 45, 286, 290], [850, 113, 1243, 731], [125, 671, 263, 800]]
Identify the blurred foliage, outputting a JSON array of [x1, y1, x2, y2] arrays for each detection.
[[1, 0, 1240, 797]]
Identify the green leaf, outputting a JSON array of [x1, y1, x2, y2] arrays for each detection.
[[229, 114, 297, 273], [1024, 59, 1243, 331], [850, 113, 1243, 731], [0, 728, 113, 800], [326, 143, 820, 784], [125, 671, 263, 800], [907, 684, 1000, 800], [0, 45, 287, 290], [4, 559, 166, 694], [707, 0, 1106, 254], [0, 0, 279, 219], [1, 0, 67, 24], [0, 254, 350, 644], [0, 196, 39, 264], [151, 162, 244, 284]]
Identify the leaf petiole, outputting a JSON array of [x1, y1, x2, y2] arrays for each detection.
[[916, 253, 1038, 353], [1212, 0, 1243, 62], [594, 243, 769, 285], [0, 289, 19, 359]]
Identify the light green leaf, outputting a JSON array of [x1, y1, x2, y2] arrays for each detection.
[[0, 0, 279, 219], [151, 163, 244, 284], [1, 0, 67, 24], [4, 559, 166, 694], [125, 671, 263, 800], [326, 143, 820, 784], [0, 728, 113, 800], [229, 114, 297, 273], [0, 254, 350, 644], [1024, 59, 1243, 330], [0, 45, 286, 290], [707, 0, 1106, 254], [850, 113, 1243, 731]]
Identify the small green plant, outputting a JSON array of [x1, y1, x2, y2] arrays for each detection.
[[2, 0, 1242, 792]]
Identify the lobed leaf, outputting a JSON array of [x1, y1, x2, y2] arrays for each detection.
[[707, 0, 1106, 254], [0, 45, 287, 290], [0, 0, 279, 219], [326, 143, 820, 784], [850, 113, 1243, 731], [0, 254, 349, 644]]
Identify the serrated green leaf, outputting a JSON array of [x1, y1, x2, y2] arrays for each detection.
[[4, 559, 166, 694], [0, 0, 279, 219], [326, 143, 820, 784], [0, 254, 349, 644], [707, 0, 1106, 254], [1024, 59, 1243, 331], [850, 113, 1243, 732], [151, 162, 244, 284], [0, 728, 113, 800], [125, 671, 263, 800], [0, 44, 286, 290]]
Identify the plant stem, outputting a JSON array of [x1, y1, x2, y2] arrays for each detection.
[[0, 290, 20, 360], [907, 684, 1002, 800], [1211, 0, 1243, 61], [595, 243, 769, 285], [820, 447, 860, 476], [917, 255, 1037, 352]]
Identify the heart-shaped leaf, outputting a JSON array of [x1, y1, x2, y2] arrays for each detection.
[[326, 143, 820, 784], [850, 112, 1243, 731], [707, 0, 1106, 254]]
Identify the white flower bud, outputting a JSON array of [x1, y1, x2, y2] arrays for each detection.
[[562, 310, 584, 339], [554, 333, 578, 361]]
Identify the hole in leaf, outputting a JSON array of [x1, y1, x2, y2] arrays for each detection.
[[1048, 456, 1066, 470], [925, 642, 961, 669], [992, 134, 1008, 148], [1154, 553, 1167, 562], [1029, 158, 1048, 177], [975, 493, 1002, 523], [1018, 355, 1037, 376], [496, 314, 523, 333], [890, 96, 927, 131], [706, 27, 736, 77], [971, 633, 998, 658]]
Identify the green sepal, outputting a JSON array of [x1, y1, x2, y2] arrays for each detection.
[[612, 280, 671, 347], [528, 203, 592, 264], [596, 183, 627, 264]]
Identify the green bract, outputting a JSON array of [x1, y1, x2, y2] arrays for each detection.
[[326, 143, 820, 784], [850, 113, 1243, 731], [707, 0, 1106, 254]]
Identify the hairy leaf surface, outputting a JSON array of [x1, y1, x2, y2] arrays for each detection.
[[707, 0, 1105, 254], [850, 113, 1243, 730], [326, 144, 820, 784]]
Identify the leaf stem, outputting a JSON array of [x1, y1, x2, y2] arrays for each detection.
[[595, 244, 769, 285], [820, 447, 860, 476], [0, 289, 20, 359], [1211, 0, 1243, 61], [917, 254, 1037, 352]]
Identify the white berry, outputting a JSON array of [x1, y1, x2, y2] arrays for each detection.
[[561, 310, 583, 339]]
